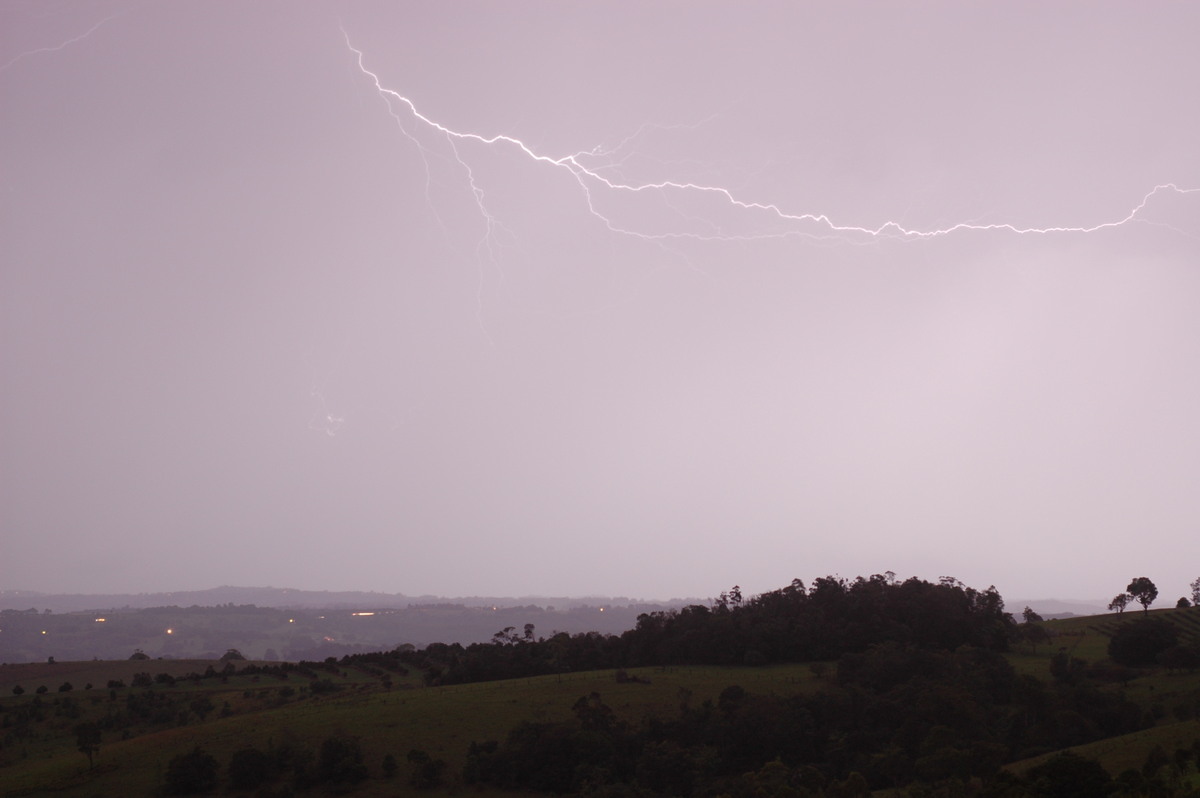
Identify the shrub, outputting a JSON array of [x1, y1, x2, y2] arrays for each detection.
[[228, 746, 273, 790], [1108, 619, 1179, 667], [163, 746, 219, 795]]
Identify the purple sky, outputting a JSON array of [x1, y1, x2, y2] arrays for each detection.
[[2, 1, 1198, 604]]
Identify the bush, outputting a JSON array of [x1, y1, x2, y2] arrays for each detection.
[[317, 735, 367, 784], [1024, 751, 1113, 797], [163, 746, 219, 795], [407, 748, 447, 788], [228, 746, 273, 790], [1108, 619, 1179, 667]]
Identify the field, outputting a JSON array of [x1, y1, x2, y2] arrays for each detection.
[[0, 658, 826, 797], [2, 607, 1199, 796]]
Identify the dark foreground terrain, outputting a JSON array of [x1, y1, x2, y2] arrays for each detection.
[[1, 576, 1198, 796]]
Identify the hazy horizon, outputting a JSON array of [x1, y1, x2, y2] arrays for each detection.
[[3, 2, 1198, 605]]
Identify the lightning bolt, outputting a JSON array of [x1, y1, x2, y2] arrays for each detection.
[[308, 387, 345, 438], [0, 8, 132, 75], [342, 28, 1197, 255]]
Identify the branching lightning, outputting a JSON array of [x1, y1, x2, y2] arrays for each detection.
[[342, 28, 1197, 253], [0, 8, 132, 75]]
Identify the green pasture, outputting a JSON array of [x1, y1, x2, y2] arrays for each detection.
[[1, 662, 822, 797], [4, 607, 1199, 796]]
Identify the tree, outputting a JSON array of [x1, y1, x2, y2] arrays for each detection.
[[1178, 597, 1192, 609], [11, 685, 24, 696], [1126, 577, 1158, 614], [1108, 619, 1178, 667], [1023, 606, 1044, 623], [317, 734, 367, 784], [1108, 594, 1130, 614], [1022, 621, 1051, 653], [1024, 751, 1114, 797], [407, 748, 447, 788], [163, 746, 219, 795], [1191, 576, 1200, 607], [75, 722, 101, 770], [220, 648, 246, 661], [227, 746, 273, 790]]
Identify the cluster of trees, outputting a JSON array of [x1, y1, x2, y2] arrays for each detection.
[[161, 736, 443, 794], [1, 659, 354, 771], [463, 643, 1151, 796], [365, 575, 1016, 686], [1109, 575, 1200, 613]]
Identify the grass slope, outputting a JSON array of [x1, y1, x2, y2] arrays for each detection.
[[1, 661, 825, 797]]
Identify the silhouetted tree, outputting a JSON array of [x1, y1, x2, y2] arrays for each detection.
[[75, 722, 101, 769], [227, 746, 273, 790], [1191, 576, 1200, 606], [407, 749, 447, 788], [1023, 606, 1044, 623], [1108, 594, 1130, 614], [163, 746, 219, 795], [1178, 597, 1192, 609], [1108, 619, 1178, 667], [1023, 751, 1114, 797], [1022, 621, 1051, 653], [1126, 577, 1158, 614], [317, 734, 367, 784]]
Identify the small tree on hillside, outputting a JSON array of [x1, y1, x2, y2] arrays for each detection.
[[1191, 576, 1200, 606], [1127, 577, 1158, 614], [1178, 597, 1192, 609], [1108, 594, 1130, 614], [75, 722, 101, 770], [1022, 606, 1044, 623]]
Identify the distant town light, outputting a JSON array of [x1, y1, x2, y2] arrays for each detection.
[[288, 618, 294, 623], [352, 611, 375, 616], [41, 630, 47, 635], [166, 628, 174, 634], [94, 618, 106, 622]]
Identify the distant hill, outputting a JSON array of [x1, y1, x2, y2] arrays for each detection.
[[0, 586, 697, 613], [1009, 597, 1108, 618]]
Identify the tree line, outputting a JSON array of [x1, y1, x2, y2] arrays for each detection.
[[370, 574, 1016, 686]]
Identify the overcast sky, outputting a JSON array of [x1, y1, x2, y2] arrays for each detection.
[[2, 1, 1198, 604]]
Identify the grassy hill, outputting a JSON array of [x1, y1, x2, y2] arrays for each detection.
[[0, 657, 828, 797], [2, 603, 1197, 796]]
